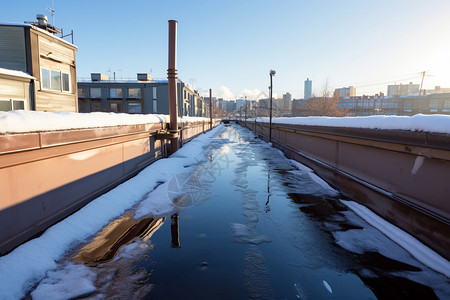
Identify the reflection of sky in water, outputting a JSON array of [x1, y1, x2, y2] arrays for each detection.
[[29, 124, 449, 300]]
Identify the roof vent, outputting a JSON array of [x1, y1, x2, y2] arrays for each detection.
[[137, 73, 152, 81], [36, 14, 48, 26]]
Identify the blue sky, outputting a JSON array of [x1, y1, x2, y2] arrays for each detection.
[[2, 0, 450, 99]]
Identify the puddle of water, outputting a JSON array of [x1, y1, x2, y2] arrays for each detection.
[[27, 124, 449, 299]]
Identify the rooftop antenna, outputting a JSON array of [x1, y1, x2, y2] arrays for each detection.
[[46, 0, 55, 27]]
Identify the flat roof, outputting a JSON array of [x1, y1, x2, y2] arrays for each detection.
[[0, 22, 77, 50]]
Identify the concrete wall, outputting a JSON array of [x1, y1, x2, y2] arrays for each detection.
[[0, 119, 220, 255], [239, 120, 450, 260]]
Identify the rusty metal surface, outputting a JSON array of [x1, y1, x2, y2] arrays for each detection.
[[0, 121, 216, 255], [240, 121, 450, 259], [0, 133, 40, 154]]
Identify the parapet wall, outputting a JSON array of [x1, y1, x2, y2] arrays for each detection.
[[239, 120, 450, 260], [0, 119, 220, 255]]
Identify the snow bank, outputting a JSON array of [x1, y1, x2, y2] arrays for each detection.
[[0, 124, 223, 300], [0, 111, 213, 134], [250, 114, 450, 134], [341, 200, 450, 278]]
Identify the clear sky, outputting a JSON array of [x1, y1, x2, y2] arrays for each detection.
[[2, 0, 450, 100]]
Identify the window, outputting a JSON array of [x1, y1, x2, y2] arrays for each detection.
[[128, 103, 142, 113], [51, 70, 61, 91], [90, 88, 101, 98], [41, 67, 70, 92], [41, 68, 50, 89], [78, 88, 85, 97], [128, 88, 141, 98], [153, 87, 157, 99], [109, 102, 122, 112], [110, 88, 122, 98], [0, 99, 26, 111], [62, 73, 70, 92], [153, 100, 157, 112]]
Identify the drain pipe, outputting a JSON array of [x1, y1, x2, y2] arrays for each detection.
[[168, 20, 179, 154]]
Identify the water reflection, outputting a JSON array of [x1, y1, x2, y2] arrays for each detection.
[[170, 213, 181, 248], [74, 215, 165, 266]]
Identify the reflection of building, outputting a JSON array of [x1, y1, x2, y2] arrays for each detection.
[[0, 16, 78, 112], [387, 82, 419, 96], [75, 216, 165, 265], [338, 93, 450, 116], [304, 78, 312, 99], [78, 73, 206, 116], [334, 86, 356, 98]]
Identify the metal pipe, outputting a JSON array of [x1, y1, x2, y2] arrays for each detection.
[[168, 20, 179, 154], [209, 88, 212, 129]]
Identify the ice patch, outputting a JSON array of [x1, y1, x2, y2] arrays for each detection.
[[341, 200, 450, 278], [230, 223, 271, 245], [322, 280, 333, 293], [31, 263, 97, 300], [289, 159, 338, 196]]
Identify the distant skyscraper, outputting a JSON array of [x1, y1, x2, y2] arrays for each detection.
[[304, 78, 312, 99]]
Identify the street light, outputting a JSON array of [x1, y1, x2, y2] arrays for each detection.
[[269, 69, 276, 142]]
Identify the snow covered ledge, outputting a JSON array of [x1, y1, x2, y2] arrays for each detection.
[[0, 111, 217, 255]]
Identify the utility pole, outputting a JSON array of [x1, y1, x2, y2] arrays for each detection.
[[420, 71, 426, 95]]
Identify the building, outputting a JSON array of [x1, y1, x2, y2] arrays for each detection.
[[282, 92, 292, 113], [0, 15, 78, 112], [292, 99, 309, 116], [0, 68, 35, 110], [387, 82, 419, 97], [424, 86, 450, 95], [334, 86, 356, 98], [304, 78, 312, 99], [338, 93, 450, 116], [78, 73, 206, 116]]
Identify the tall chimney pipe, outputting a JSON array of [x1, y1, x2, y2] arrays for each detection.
[[168, 20, 179, 154]]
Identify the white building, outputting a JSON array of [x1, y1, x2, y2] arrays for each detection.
[[334, 86, 356, 98], [387, 82, 419, 97]]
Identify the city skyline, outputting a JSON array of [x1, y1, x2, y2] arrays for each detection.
[[1, 0, 449, 100]]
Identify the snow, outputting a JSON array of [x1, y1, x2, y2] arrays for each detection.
[[0, 124, 223, 300], [0, 110, 213, 134], [289, 159, 338, 196], [341, 200, 450, 278], [30, 263, 97, 300], [0, 67, 35, 80], [249, 114, 450, 134]]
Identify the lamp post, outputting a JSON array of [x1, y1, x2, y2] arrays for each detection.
[[244, 96, 247, 128], [269, 69, 276, 143], [209, 88, 212, 129]]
